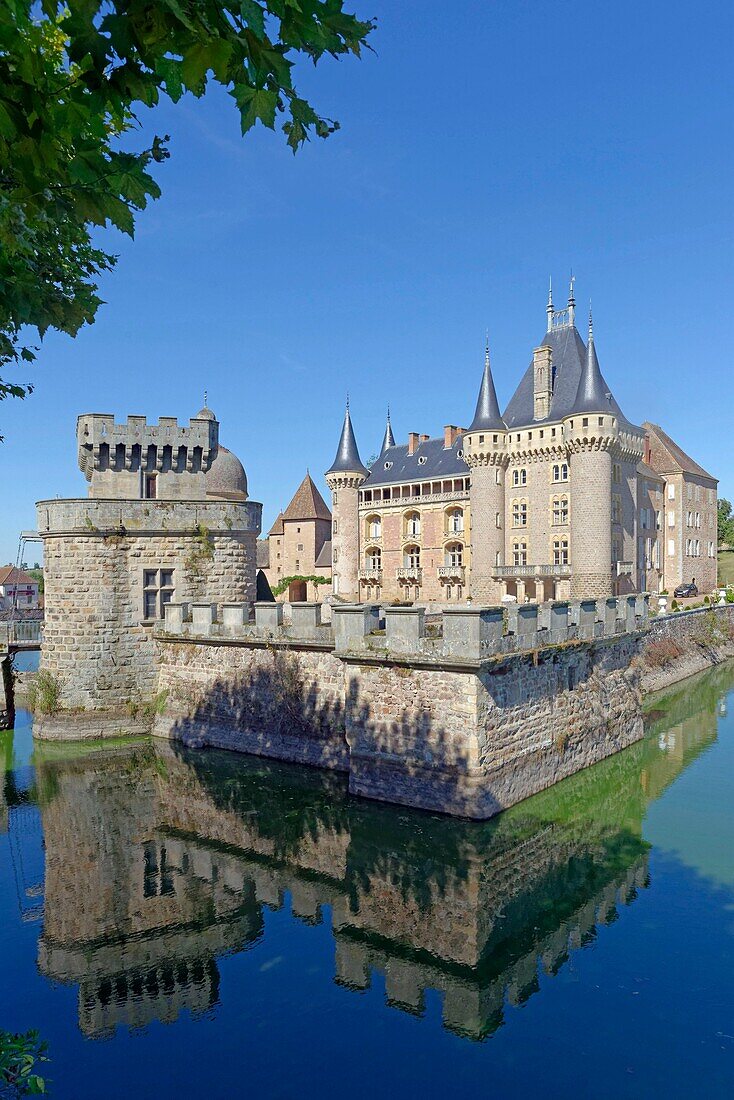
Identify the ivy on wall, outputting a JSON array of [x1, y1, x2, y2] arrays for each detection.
[[272, 574, 331, 598]]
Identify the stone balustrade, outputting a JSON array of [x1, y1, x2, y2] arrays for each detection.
[[160, 594, 650, 663]]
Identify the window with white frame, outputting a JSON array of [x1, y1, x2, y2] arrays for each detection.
[[512, 468, 527, 487], [552, 496, 569, 525], [405, 511, 421, 538], [366, 514, 382, 540], [553, 538, 569, 566], [445, 542, 463, 567], [446, 507, 464, 534], [404, 544, 421, 568], [512, 500, 528, 527], [552, 463, 569, 483], [512, 540, 527, 566]]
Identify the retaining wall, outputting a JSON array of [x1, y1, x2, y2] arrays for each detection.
[[641, 603, 734, 693]]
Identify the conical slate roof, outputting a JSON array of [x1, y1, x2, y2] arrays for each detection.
[[326, 404, 368, 476], [380, 411, 396, 455], [572, 324, 610, 415], [467, 345, 505, 432]]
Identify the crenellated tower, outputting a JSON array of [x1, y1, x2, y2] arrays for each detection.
[[463, 340, 509, 602], [325, 401, 368, 599]]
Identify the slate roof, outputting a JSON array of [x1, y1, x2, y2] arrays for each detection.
[[365, 435, 469, 488], [256, 540, 270, 569], [314, 540, 332, 569], [380, 414, 396, 455], [326, 406, 368, 476], [467, 350, 506, 431], [503, 325, 639, 432], [643, 422, 717, 481], [282, 474, 331, 523]]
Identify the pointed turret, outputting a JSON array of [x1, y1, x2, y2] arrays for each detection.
[[467, 337, 506, 432], [572, 307, 610, 414], [326, 399, 368, 477], [380, 408, 395, 455]]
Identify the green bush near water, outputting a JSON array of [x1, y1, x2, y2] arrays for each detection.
[[26, 671, 62, 716]]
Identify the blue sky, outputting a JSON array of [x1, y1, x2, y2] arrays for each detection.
[[2, 0, 733, 565]]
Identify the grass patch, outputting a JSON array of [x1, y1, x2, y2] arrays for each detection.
[[27, 671, 62, 716], [718, 550, 734, 587]]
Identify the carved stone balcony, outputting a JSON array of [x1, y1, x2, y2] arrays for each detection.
[[493, 563, 571, 578], [359, 568, 383, 583], [396, 567, 422, 583], [438, 565, 465, 582]]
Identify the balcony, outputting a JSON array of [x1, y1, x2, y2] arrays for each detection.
[[359, 568, 383, 582], [396, 567, 423, 583], [494, 563, 571, 578], [616, 561, 634, 576], [438, 564, 465, 582]]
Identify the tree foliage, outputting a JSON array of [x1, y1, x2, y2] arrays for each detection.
[[0, 0, 374, 409], [718, 498, 734, 547]]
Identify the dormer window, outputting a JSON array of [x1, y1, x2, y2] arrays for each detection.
[[384, 460, 393, 470]]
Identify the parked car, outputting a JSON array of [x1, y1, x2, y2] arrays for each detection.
[[673, 583, 698, 599]]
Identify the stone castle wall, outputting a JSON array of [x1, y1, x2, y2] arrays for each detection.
[[151, 599, 647, 819], [37, 498, 260, 711]]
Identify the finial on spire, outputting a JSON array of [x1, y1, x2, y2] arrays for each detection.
[[346, 392, 350, 411], [546, 278, 554, 331], [380, 405, 396, 455], [204, 389, 208, 407], [485, 329, 490, 365], [567, 271, 576, 326], [588, 300, 593, 342]]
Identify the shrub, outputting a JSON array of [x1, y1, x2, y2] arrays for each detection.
[[671, 599, 679, 612], [727, 588, 734, 604], [27, 671, 62, 716], [644, 637, 685, 669]]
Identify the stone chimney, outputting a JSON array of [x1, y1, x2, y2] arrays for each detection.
[[444, 425, 461, 448], [533, 346, 553, 421], [407, 432, 420, 455]]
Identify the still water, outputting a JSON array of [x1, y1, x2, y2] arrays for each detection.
[[1, 662, 734, 1098]]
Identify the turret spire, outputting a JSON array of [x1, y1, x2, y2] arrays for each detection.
[[572, 310, 610, 414], [567, 272, 576, 327], [380, 406, 395, 456], [546, 277, 554, 332], [326, 399, 368, 476], [467, 336, 506, 432]]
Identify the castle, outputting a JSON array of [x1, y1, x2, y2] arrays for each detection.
[[320, 283, 717, 604]]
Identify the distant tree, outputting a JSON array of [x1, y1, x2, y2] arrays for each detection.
[[0, 1, 375, 413], [718, 498, 734, 548]]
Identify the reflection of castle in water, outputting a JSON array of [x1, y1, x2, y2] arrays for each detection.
[[31, 663, 731, 1041]]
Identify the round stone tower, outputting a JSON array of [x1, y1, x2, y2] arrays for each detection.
[[463, 343, 509, 603], [325, 402, 368, 600], [564, 321, 615, 598]]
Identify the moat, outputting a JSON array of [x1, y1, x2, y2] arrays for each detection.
[[2, 661, 734, 1098]]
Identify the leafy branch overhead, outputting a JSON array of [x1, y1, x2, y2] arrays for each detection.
[[0, 0, 375, 407]]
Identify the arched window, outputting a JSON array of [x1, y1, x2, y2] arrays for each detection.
[[365, 513, 382, 540], [552, 495, 569, 525], [366, 547, 382, 570], [512, 499, 528, 527], [446, 507, 464, 534], [553, 463, 569, 483], [405, 510, 421, 538], [404, 544, 421, 568], [445, 542, 463, 567], [553, 538, 569, 565], [512, 540, 527, 566], [512, 468, 527, 487]]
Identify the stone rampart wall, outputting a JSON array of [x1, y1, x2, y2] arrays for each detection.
[[153, 600, 646, 819], [641, 603, 734, 693]]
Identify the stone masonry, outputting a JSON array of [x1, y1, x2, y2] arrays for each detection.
[[149, 597, 649, 820], [37, 498, 261, 712]]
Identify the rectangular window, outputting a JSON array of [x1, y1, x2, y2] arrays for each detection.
[[668, 484, 675, 500], [668, 539, 675, 556], [512, 501, 527, 527], [612, 495, 622, 524], [142, 568, 174, 621], [668, 511, 675, 527], [144, 474, 157, 499]]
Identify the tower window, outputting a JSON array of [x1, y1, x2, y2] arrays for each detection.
[[142, 568, 174, 621], [144, 473, 157, 499]]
